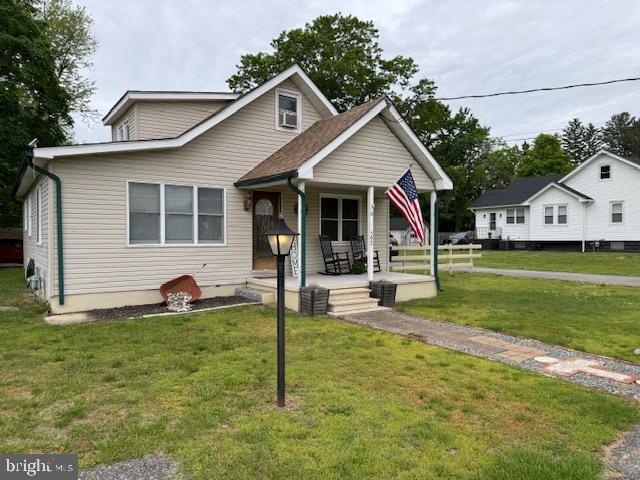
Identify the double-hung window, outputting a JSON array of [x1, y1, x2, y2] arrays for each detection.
[[117, 122, 130, 141], [506, 208, 525, 225], [276, 89, 300, 131], [320, 196, 360, 242], [611, 202, 623, 223], [544, 206, 554, 225], [557, 205, 567, 224], [600, 165, 610, 179], [128, 182, 225, 245]]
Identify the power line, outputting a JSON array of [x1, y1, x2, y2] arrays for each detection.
[[436, 76, 640, 101]]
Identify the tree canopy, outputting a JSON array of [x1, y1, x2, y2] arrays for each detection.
[[518, 134, 572, 177], [227, 14, 418, 112]]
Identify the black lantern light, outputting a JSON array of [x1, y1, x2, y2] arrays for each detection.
[[265, 217, 298, 407]]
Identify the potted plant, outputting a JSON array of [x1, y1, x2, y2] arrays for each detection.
[[370, 280, 397, 307], [300, 283, 330, 316], [351, 260, 366, 274]]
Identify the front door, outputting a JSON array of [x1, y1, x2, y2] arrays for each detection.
[[253, 191, 280, 270], [489, 213, 496, 231]]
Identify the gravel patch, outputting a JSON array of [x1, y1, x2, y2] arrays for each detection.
[[80, 455, 186, 480], [84, 296, 251, 322], [603, 424, 640, 480]]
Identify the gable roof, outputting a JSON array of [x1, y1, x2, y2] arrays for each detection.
[[102, 91, 240, 125], [525, 182, 593, 203], [560, 149, 640, 182], [29, 64, 338, 161], [471, 174, 564, 208], [237, 98, 385, 184]]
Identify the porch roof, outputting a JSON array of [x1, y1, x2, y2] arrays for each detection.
[[236, 98, 385, 185]]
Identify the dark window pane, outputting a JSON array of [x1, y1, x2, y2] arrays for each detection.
[[342, 220, 358, 242], [129, 183, 160, 213], [342, 199, 359, 220], [166, 214, 193, 243], [165, 185, 193, 214], [601, 165, 610, 179], [129, 213, 160, 244], [321, 197, 338, 219], [199, 215, 223, 243], [321, 219, 338, 241], [278, 95, 297, 113], [198, 188, 223, 215]]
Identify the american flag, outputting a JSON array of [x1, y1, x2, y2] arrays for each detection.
[[385, 169, 426, 245]]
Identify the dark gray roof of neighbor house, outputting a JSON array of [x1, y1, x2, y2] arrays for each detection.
[[389, 217, 410, 230], [471, 174, 564, 208]]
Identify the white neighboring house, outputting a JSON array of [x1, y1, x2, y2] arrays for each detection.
[[471, 150, 640, 251], [389, 217, 428, 246]]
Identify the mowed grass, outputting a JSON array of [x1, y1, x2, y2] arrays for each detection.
[[0, 268, 639, 479], [475, 250, 640, 276], [399, 273, 640, 362]]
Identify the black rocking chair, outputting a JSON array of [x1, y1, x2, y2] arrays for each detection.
[[350, 235, 381, 272], [319, 235, 351, 275]]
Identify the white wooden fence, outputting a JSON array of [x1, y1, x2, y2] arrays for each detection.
[[390, 244, 482, 273]]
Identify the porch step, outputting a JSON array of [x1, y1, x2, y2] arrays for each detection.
[[235, 287, 274, 304], [328, 306, 390, 317], [328, 298, 381, 314]]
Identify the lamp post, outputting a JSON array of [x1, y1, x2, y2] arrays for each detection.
[[265, 218, 298, 407]]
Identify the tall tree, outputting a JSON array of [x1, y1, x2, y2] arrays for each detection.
[[39, 0, 98, 120], [561, 118, 586, 165], [227, 14, 418, 112], [517, 134, 572, 177], [478, 140, 522, 191], [583, 122, 603, 159], [0, 0, 72, 228], [601, 112, 640, 158]]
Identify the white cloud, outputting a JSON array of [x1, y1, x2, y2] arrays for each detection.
[[72, 0, 640, 145]]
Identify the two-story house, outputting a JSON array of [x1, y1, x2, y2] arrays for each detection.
[[471, 150, 640, 251], [13, 65, 452, 315]]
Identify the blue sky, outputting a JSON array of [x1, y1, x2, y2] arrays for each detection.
[[73, 0, 640, 145]]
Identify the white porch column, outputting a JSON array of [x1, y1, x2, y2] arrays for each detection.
[[297, 181, 306, 287], [582, 202, 587, 253], [429, 191, 437, 276], [367, 186, 375, 281]]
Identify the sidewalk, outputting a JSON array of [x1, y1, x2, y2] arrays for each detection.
[[473, 267, 640, 288], [341, 309, 640, 401]]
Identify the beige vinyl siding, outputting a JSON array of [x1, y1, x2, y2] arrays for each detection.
[[282, 187, 389, 276], [111, 106, 137, 141], [312, 115, 435, 191], [136, 100, 230, 139], [22, 176, 49, 298], [50, 80, 323, 296]]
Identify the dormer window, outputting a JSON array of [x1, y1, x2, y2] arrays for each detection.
[[117, 122, 130, 141], [276, 89, 301, 132], [600, 164, 610, 179]]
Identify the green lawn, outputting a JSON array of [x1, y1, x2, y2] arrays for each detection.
[[475, 250, 640, 276], [399, 273, 640, 362], [0, 268, 638, 479]]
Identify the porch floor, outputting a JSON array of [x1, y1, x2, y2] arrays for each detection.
[[247, 272, 434, 291]]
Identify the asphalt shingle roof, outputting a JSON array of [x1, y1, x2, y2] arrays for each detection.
[[236, 97, 385, 183], [471, 174, 564, 208]]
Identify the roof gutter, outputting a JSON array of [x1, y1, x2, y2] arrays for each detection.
[[234, 171, 298, 188], [24, 150, 65, 305]]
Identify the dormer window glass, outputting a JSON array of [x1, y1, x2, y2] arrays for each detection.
[[117, 123, 130, 141], [600, 164, 610, 179], [276, 89, 300, 132]]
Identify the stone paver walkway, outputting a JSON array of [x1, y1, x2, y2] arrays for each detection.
[[341, 309, 640, 401], [474, 267, 640, 288]]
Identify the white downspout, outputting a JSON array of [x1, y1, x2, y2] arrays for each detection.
[[297, 181, 305, 287], [582, 202, 587, 252], [367, 186, 375, 282], [429, 191, 436, 276]]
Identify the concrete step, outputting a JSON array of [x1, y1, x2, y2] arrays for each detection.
[[328, 298, 381, 314], [329, 287, 371, 296], [329, 291, 372, 302], [328, 305, 390, 317], [235, 286, 274, 304]]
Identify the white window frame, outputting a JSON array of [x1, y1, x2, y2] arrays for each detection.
[[599, 163, 611, 180], [557, 204, 568, 225], [36, 187, 42, 244], [275, 88, 301, 133], [319, 194, 361, 244], [26, 195, 32, 236], [23, 201, 28, 232], [117, 122, 130, 141], [126, 180, 227, 247], [611, 201, 624, 224], [515, 207, 525, 224], [506, 209, 515, 224], [543, 205, 554, 225]]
